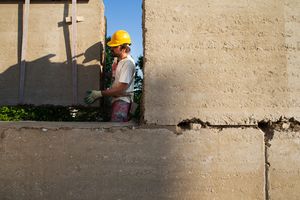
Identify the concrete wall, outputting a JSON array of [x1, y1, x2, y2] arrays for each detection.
[[0, 0, 299, 199], [143, 0, 300, 125], [0, 0, 105, 105], [141, 2, 300, 197], [1, 122, 300, 200], [269, 130, 300, 200], [0, 122, 265, 200]]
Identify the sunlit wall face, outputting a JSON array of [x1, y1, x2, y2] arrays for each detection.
[[142, 0, 299, 125]]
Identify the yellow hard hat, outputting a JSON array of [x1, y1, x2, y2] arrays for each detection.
[[107, 30, 131, 47]]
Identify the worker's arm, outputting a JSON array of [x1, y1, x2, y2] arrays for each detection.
[[102, 82, 128, 97], [84, 82, 128, 104]]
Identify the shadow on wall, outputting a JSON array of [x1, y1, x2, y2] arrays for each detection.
[[0, 1, 104, 106], [0, 128, 185, 200], [0, 42, 103, 106]]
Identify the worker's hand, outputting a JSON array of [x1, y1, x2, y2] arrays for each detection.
[[84, 90, 102, 104]]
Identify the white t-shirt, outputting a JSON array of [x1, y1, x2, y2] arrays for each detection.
[[112, 55, 135, 103]]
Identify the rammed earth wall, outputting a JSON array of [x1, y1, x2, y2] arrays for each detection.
[[0, 0, 299, 199], [0, 122, 265, 200], [0, 0, 105, 105], [143, 0, 300, 125]]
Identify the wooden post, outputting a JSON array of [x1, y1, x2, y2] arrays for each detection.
[[19, 0, 30, 104], [72, 0, 78, 105]]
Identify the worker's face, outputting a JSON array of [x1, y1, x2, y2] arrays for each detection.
[[111, 46, 122, 57]]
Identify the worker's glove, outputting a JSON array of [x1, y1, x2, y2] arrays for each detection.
[[84, 90, 102, 104]]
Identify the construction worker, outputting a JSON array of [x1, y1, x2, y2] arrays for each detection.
[[85, 30, 135, 122]]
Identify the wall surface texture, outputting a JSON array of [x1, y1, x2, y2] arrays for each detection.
[[0, 0, 299, 199], [0, 123, 265, 200], [0, 0, 105, 105], [269, 130, 300, 200], [143, 0, 300, 125], [1, 122, 300, 200]]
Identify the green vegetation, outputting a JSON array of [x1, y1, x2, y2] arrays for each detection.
[[133, 55, 143, 119], [104, 37, 114, 89], [0, 105, 103, 122]]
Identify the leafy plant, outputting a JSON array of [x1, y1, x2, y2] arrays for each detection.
[[0, 105, 103, 122], [104, 37, 114, 89], [133, 55, 144, 119]]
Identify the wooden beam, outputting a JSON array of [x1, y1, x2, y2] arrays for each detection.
[[19, 0, 30, 104], [72, 0, 78, 105]]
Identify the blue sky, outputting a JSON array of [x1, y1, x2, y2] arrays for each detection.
[[103, 0, 143, 61]]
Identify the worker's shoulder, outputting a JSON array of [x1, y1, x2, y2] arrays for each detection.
[[123, 56, 135, 68], [127, 55, 135, 64]]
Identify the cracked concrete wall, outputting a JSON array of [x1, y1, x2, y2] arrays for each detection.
[[143, 0, 300, 125], [268, 130, 300, 200], [0, 0, 105, 105], [0, 123, 265, 200]]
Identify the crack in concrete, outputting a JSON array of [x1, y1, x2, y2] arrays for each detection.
[[258, 117, 300, 200], [177, 118, 211, 129], [259, 117, 300, 133], [258, 122, 273, 200], [176, 118, 257, 134], [177, 117, 300, 133], [177, 117, 300, 200], [264, 145, 271, 200]]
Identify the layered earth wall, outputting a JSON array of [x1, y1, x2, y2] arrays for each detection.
[[0, 0, 300, 199], [0, 122, 266, 200], [143, 0, 300, 125], [1, 122, 300, 199], [0, 0, 105, 105]]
